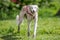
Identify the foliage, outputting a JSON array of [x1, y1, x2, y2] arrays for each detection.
[[0, 0, 60, 19]]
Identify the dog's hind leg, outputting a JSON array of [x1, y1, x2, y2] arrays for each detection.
[[16, 15, 24, 33], [17, 16, 23, 33], [17, 10, 25, 33]]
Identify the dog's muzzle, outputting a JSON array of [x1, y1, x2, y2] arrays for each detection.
[[32, 10, 35, 13], [31, 10, 36, 13]]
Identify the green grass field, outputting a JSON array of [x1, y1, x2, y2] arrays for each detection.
[[0, 17, 60, 40]]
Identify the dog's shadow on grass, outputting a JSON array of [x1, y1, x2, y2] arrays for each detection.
[[1, 33, 23, 40]]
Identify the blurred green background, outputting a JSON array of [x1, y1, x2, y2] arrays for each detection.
[[0, 0, 60, 19], [0, 0, 60, 40]]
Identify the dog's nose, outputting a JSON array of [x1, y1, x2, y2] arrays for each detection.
[[33, 10, 35, 13]]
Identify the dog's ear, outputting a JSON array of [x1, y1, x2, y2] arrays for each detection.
[[36, 6, 38, 10], [36, 6, 39, 12]]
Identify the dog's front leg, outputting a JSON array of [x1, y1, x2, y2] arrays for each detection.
[[27, 14, 32, 37], [27, 20, 31, 37], [27, 18, 31, 37], [33, 13, 38, 38]]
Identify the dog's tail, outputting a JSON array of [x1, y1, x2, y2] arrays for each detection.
[[16, 15, 19, 25]]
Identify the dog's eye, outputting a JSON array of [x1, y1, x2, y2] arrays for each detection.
[[35, 7, 36, 8], [34, 7, 37, 9]]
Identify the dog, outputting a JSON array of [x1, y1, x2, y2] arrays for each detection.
[[16, 5, 38, 38]]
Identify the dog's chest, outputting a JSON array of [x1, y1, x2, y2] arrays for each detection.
[[23, 6, 34, 15], [23, 6, 36, 19]]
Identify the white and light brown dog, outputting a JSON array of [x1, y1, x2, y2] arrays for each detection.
[[16, 5, 38, 38]]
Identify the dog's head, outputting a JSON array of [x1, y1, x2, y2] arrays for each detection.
[[29, 5, 38, 13]]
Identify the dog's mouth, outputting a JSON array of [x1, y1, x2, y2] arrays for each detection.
[[31, 10, 36, 13]]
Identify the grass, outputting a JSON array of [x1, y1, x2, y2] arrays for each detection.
[[0, 17, 60, 40]]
